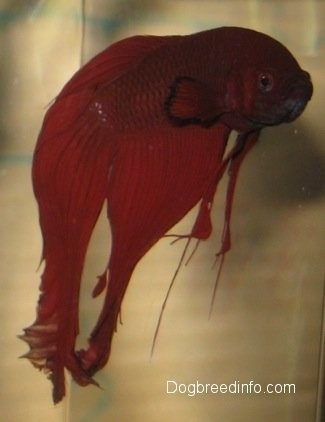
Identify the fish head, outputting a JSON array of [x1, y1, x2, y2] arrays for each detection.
[[220, 28, 313, 130], [233, 66, 313, 128]]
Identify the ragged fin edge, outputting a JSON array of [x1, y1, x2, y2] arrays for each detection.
[[155, 131, 260, 330], [150, 141, 233, 355], [150, 237, 193, 357], [92, 270, 109, 298], [22, 72, 120, 403], [23, 34, 183, 399], [152, 196, 216, 344], [209, 130, 260, 317]]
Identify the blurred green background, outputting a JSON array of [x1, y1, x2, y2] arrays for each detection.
[[0, 1, 324, 421]]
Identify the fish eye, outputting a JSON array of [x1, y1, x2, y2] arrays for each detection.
[[258, 73, 274, 93]]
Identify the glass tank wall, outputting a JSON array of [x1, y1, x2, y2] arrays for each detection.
[[0, 1, 324, 421]]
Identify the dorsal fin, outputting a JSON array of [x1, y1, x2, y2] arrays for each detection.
[[59, 35, 177, 98]]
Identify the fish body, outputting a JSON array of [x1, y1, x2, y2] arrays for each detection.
[[20, 27, 312, 403]]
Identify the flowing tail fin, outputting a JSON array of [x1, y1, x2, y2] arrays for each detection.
[[20, 90, 115, 403]]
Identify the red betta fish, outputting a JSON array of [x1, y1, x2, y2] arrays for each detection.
[[20, 27, 312, 403]]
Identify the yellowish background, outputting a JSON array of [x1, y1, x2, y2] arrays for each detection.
[[0, 1, 324, 421]]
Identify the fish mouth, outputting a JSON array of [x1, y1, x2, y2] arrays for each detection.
[[284, 72, 313, 121], [284, 99, 309, 122], [246, 71, 313, 128]]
